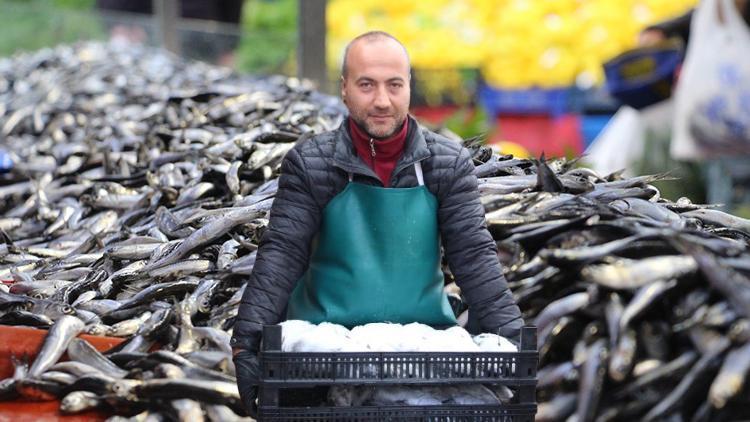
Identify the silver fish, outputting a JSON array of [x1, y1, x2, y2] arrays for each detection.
[[28, 315, 85, 378]]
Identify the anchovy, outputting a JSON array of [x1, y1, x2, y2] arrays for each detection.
[[176, 182, 214, 206], [107, 311, 153, 337], [192, 326, 232, 354], [60, 390, 102, 414], [76, 299, 122, 316], [609, 197, 683, 226], [681, 208, 750, 233], [217, 239, 240, 271], [148, 259, 213, 279], [575, 338, 608, 422], [106, 243, 163, 260], [28, 315, 85, 377], [537, 361, 577, 389], [535, 154, 564, 193], [40, 370, 77, 385], [49, 361, 105, 378], [171, 399, 205, 422], [535, 292, 592, 335], [708, 341, 750, 409], [608, 328, 637, 382], [146, 206, 267, 270], [71, 290, 97, 307], [581, 255, 696, 290], [684, 242, 750, 319], [67, 338, 127, 378], [185, 351, 235, 375], [619, 279, 678, 331], [539, 235, 646, 265], [226, 161, 242, 195], [155, 207, 194, 239], [0, 309, 53, 327], [133, 378, 242, 411], [537, 393, 577, 422], [97, 260, 147, 297]]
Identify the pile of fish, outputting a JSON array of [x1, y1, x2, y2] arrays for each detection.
[[0, 41, 344, 420], [470, 148, 750, 421], [0, 41, 749, 420]]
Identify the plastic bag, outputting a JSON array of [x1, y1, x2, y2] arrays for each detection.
[[584, 106, 646, 177], [671, 0, 750, 160]]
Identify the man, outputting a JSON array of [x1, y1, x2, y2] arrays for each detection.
[[231, 31, 523, 416]]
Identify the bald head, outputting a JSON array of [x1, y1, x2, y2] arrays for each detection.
[[341, 31, 411, 78]]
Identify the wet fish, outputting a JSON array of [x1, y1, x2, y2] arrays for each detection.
[[581, 255, 696, 290], [708, 341, 750, 409], [575, 338, 608, 422], [60, 390, 102, 414], [67, 338, 127, 378], [28, 315, 85, 378]]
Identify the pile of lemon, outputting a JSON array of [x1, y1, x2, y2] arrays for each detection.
[[327, 0, 696, 90]]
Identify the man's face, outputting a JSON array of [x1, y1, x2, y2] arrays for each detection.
[[341, 38, 410, 139]]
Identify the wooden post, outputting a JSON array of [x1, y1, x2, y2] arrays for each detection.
[[298, 0, 328, 92], [154, 0, 180, 55]]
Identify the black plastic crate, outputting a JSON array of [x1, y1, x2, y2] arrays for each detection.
[[256, 326, 538, 421], [260, 326, 538, 387], [258, 403, 537, 421]]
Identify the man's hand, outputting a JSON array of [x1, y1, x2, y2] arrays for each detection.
[[233, 348, 261, 418]]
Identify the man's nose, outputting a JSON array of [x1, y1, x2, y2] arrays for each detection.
[[373, 85, 390, 108]]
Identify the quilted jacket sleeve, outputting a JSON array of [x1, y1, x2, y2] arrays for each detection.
[[230, 146, 322, 351], [437, 147, 524, 342]]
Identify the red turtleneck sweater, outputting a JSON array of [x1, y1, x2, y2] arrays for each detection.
[[348, 117, 408, 187]]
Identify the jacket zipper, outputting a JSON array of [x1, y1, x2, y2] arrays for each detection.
[[369, 138, 376, 167]]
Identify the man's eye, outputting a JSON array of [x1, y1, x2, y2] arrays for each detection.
[[360, 82, 372, 89], [390, 83, 403, 89]]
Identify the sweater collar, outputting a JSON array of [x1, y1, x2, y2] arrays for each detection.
[[348, 117, 408, 161], [333, 115, 430, 179]]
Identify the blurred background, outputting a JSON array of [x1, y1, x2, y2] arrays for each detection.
[[5, 0, 748, 212]]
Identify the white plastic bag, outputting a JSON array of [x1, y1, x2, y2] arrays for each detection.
[[671, 0, 750, 160], [584, 106, 646, 177]]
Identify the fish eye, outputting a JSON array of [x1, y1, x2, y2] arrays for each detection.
[[62, 306, 74, 314]]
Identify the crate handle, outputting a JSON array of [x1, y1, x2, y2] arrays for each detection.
[[263, 325, 282, 351], [520, 326, 536, 352]]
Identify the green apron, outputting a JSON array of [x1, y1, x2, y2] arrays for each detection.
[[287, 162, 457, 327]]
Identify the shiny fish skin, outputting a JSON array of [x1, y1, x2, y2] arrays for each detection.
[[28, 315, 85, 378], [708, 341, 750, 409], [60, 390, 102, 414]]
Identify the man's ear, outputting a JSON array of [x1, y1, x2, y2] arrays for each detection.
[[340, 76, 347, 102]]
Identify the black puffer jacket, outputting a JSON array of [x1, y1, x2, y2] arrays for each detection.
[[230, 116, 524, 351]]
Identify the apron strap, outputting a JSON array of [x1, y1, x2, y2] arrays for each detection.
[[414, 161, 424, 186]]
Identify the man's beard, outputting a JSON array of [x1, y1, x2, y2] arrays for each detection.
[[354, 115, 406, 139]]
